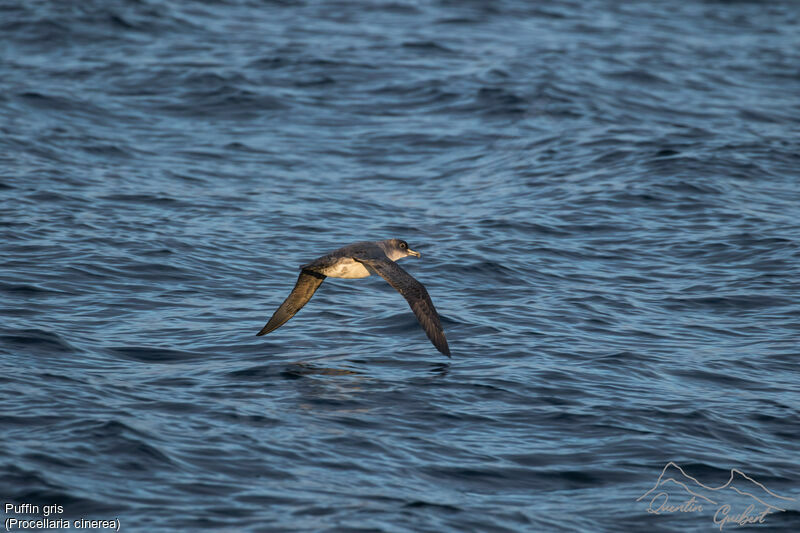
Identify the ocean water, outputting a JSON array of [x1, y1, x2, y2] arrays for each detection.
[[1, 0, 799, 531]]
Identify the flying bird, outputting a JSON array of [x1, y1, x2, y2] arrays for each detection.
[[257, 239, 450, 357]]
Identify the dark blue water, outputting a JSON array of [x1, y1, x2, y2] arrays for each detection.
[[2, 1, 799, 531]]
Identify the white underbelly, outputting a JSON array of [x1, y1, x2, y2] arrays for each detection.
[[323, 259, 372, 279]]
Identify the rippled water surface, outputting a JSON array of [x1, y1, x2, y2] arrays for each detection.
[[2, 1, 799, 531]]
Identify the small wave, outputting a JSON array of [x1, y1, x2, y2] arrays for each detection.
[[401, 40, 456, 54], [107, 346, 204, 363], [0, 328, 79, 355]]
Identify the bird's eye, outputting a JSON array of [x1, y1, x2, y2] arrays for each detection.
[[400, 242, 407, 249]]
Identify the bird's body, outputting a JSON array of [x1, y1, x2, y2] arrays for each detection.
[[257, 239, 451, 357], [307, 257, 372, 279]]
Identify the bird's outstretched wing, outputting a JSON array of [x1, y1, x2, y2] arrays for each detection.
[[355, 257, 450, 357], [257, 270, 326, 336]]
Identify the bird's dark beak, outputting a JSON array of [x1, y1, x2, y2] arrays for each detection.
[[408, 249, 421, 258]]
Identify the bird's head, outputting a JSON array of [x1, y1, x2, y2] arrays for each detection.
[[382, 238, 421, 261]]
